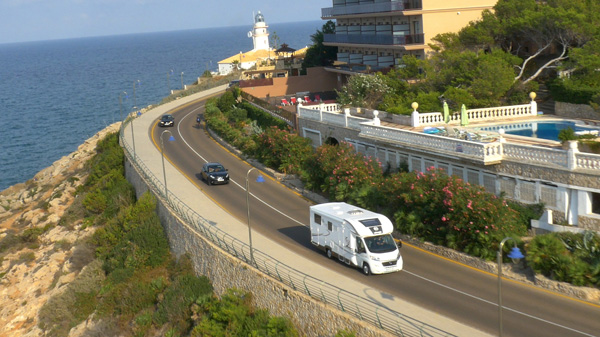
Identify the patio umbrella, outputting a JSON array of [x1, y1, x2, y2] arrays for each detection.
[[443, 101, 450, 124], [460, 104, 469, 126]]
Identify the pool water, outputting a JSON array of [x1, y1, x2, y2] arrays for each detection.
[[479, 121, 600, 141]]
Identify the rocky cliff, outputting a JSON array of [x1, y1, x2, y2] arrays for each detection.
[[0, 123, 120, 337]]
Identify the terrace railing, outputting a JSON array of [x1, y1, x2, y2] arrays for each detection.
[[119, 117, 456, 337]]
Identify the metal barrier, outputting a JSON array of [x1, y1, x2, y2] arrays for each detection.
[[119, 117, 457, 337]]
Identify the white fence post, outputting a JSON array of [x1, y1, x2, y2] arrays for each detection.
[[411, 102, 420, 127], [567, 140, 579, 170], [530, 92, 538, 115]]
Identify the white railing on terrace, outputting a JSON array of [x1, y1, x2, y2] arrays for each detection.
[[416, 103, 535, 127], [360, 125, 504, 165], [298, 104, 600, 171]]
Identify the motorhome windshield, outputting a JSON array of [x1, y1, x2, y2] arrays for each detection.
[[364, 234, 397, 253], [359, 218, 382, 227]]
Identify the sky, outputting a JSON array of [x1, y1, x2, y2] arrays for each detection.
[[0, 0, 327, 44]]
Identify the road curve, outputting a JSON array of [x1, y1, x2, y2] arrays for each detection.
[[149, 95, 600, 337]]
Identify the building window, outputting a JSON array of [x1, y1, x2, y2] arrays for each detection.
[[592, 192, 600, 215], [413, 21, 420, 34]]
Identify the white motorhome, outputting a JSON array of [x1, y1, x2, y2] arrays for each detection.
[[310, 202, 403, 275]]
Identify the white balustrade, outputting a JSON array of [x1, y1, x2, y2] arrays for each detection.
[[502, 144, 569, 168], [576, 153, 600, 170]]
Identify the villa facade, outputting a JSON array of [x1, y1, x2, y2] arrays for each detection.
[[321, 0, 496, 68], [295, 100, 600, 233]]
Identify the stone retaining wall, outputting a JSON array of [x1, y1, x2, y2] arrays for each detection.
[[124, 158, 393, 337], [555, 102, 600, 120]]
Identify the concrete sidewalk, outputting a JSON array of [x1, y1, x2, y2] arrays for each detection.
[[120, 86, 492, 337]]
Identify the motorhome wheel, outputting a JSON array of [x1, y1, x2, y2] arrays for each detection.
[[326, 248, 332, 259], [362, 263, 371, 275]]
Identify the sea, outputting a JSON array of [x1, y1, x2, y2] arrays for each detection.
[[0, 20, 323, 191]]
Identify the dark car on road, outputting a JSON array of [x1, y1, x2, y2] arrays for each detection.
[[158, 114, 175, 127], [201, 162, 229, 185]]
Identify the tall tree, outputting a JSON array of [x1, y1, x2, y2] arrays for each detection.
[[301, 21, 338, 72], [459, 0, 600, 84]]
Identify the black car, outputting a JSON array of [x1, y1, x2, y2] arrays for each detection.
[[158, 114, 175, 127], [201, 162, 229, 185]]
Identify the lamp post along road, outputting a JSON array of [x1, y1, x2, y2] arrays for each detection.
[[180, 72, 184, 91], [497, 237, 525, 337], [160, 130, 175, 201], [133, 80, 140, 107], [130, 106, 138, 161], [245, 168, 265, 265], [119, 91, 127, 123]]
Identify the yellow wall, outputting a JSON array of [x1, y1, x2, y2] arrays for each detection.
[[421, 0, 497, 10], [422, 9, 488, 44]]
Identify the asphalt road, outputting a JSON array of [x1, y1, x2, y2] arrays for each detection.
[[150, 98, 600, 337]]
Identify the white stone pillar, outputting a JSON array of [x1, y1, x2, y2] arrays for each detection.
[[567, 140, 579, 170], [529, 92, 538, 116], [411, 102, 420, 127], [372, 110, 380, 126]]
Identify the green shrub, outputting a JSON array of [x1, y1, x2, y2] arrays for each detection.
[[153, 273, 213, 332], [190, 288, 298, 337], [301, 142, 383, 203], [251, 126, 313, 174], [527, 232, 600, 287], [548, 79, 600, 104]]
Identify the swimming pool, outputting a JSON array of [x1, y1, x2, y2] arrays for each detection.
[[478, 121, 600, 141]]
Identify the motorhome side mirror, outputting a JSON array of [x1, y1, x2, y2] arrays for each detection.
[[397, 241, 402, 248]]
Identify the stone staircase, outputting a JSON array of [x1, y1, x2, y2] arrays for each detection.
[[536, 84, 556, 115]]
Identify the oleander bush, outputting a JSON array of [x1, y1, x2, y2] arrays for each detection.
[[252, 126, 313, 174]]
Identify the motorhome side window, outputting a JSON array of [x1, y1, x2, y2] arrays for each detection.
[[356, 237, 366, 253], [328, 221, 332, 231], [314, 213, 322, 225]]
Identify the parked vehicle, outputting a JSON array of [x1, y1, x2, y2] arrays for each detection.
[[200, 162, 229, 185], [310, 202, 402, 275], [158, 114, 175, 127]]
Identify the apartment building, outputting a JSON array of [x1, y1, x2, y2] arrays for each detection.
[[322, 0, 497, 68]]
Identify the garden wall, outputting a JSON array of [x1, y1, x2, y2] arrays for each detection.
[[555, 102, 600, 120]]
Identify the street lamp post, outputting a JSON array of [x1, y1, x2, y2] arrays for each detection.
[[133, 80, 140, 107], [130, 106, 138, 161], [245, 167, 265, 265], [497, 237, 525, 337], [160, 130, 175, 201], [119, 91, 127, 123], [180, 72, 184, 90]]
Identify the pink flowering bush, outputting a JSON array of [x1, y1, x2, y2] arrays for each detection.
[[302, 142, 383, 202], [379, 167, 527, 260], [251, 126, 313, 174]]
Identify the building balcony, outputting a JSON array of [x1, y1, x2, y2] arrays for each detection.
[[324, 33, 424, 46], [322, 0, 422, 18]]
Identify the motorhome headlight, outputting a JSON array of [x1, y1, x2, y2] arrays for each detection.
[[397, 252, 401, 261], [370, 255, 381, 261]]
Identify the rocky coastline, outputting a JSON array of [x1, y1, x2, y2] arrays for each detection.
[[0, 123, 120, 337]]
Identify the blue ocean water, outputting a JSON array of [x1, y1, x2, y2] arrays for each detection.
[[0, 20, 323, 191]]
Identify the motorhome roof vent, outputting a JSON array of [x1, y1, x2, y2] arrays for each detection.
[[347, 209, 363, 215]]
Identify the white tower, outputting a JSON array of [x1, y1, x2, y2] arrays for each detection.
[[248, 11, 270, 51]]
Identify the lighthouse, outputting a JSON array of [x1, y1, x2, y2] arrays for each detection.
[[248, 11, 270, 51]]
